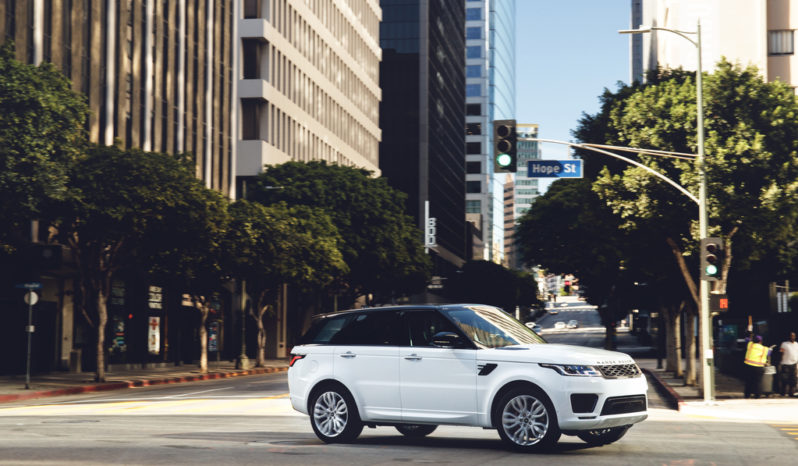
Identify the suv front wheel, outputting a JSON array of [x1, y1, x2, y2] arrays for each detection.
[[309, 385, 363, 443], [495, 387, 560, 452]]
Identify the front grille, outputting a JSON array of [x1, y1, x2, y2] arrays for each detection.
[[601, 395, 647, 415], [597, 363, 641, 379]]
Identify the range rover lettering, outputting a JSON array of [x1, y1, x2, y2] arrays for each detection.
[[288, 304, 648, 452]]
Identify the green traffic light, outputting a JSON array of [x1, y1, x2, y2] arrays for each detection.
[[496, 153, 512, 167], [705, 264, 718, 276]]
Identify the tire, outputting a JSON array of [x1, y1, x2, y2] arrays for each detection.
[[494, 386, 560, 452], [395, 424, 438, 437], [576, 426, 630, 446], [308, 385, 363, 443]]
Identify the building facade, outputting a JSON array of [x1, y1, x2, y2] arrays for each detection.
[[379, 0, 467, 277], [504, 123, 540, 269], [631, 0, 798, 91], [463, 0, 515, 263], [235, 0, 382, 198], [0, 0, 236, 374]]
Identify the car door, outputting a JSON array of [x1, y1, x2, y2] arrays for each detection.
[[399, 310, 478, 425], [331, 311, 402, 422]]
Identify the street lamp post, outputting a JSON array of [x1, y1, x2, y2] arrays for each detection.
[[620, 20, 713, 402]]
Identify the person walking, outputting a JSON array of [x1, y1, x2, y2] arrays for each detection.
[[743, 335, 770, 399], [779, 332, 798, 397]]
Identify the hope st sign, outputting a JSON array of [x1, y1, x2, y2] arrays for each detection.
[[527, 160, 583, 178]]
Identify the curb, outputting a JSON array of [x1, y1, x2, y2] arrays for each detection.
[[642, 367, 685, 411], [0, 366, 288, 404]]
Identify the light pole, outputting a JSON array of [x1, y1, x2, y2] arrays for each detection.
[[620, 20, 712, 402]]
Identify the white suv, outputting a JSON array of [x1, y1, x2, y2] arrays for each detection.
[[288, 304, 648, 452]]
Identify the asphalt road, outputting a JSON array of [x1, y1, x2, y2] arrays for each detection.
[[2, 363, 797, 464]]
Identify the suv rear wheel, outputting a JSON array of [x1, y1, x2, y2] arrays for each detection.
[[395, 424, 438, 437], [576, 426, 630, 446], [495, 387, 560, 452], [309, 385, 363, 443]]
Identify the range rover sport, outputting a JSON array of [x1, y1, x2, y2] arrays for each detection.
[[288, 304, 648, 452]]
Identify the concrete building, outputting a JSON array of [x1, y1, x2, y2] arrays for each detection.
[[631, 0, 798, 91], [0, 0, 235, 374], [379, 0, 467, 280], [235, 0, 382, 198], [503, 123, 541, 270], [464, 0, 516, 263]]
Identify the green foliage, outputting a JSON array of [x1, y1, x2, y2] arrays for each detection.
[[0, 41, 88, 246], [226, 199, 347, 294], [247, 161, 431, 303], [444, 260, 538, 312]]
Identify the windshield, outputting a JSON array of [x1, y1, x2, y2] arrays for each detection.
[[441, 306, 546, 348]]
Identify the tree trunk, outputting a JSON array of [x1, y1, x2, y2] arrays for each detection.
[[255, 304, 268, 367], [684, 309, 697, 386], [95, 283, 108, 382], [199, 305, 208, 374], [663, 305, 682, 377]]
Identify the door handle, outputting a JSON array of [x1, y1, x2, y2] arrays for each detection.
[[339, 352, 356, 359], [404, 354, 422, 361]]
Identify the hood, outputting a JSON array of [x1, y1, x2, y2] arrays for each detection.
[[477, 344, 636, 366]]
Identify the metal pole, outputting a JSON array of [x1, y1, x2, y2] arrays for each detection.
[[695, 20, 713, 403], [25, 296, 34, 389]]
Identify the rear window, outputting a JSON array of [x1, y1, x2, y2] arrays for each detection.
[[298, 314, 353, 345]]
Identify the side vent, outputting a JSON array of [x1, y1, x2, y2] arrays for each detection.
[[477, 363, 498, 376]]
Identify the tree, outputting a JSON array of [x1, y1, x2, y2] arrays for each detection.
[[444, 261, 539, 313], [226, 200, 347, 366], [56, 145, 216, 381], [145, 175, 232, 374], [582, 61, 798, 383], [0, 42, 88, 249], [247, 162, 431, 306]]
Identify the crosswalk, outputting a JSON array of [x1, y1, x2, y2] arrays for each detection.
[[0, 394, 301, 417], [772, 424, 798, 440]]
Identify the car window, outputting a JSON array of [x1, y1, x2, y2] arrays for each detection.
[[329, 311, 402, 346], [405, 310, 462, 347], [442, 306, 545, 348], [298, 314, 354, 344]]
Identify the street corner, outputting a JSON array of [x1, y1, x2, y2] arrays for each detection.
[[679, 398, 798, 424]]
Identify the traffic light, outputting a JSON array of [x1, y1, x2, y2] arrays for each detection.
[[700, 237, 723, 281], [493, 119, 517, 173]]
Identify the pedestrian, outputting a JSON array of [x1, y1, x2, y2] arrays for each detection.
[[779, 331, 798, 397], [743, 335, 770, 399]]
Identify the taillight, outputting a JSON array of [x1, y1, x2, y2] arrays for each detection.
[[289, 353, 306, 367]]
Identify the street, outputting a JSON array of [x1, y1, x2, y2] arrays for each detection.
[[1, 364, 796, 465]]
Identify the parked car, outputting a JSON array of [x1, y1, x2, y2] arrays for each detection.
[[554, 321, 567, 329], [525, 322, 543, 333], [288, 304, 648, 452], [567, 320, 579, 329]]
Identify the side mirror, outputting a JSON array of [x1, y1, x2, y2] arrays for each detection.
[[431, 331, 461, 348]]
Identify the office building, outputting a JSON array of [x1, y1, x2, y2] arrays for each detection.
[[236, 0, 383, 198], [631, 0, 798, 91], [380, 0, 467, 278]]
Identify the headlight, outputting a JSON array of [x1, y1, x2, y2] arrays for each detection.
[[540, 363, 601, 377]]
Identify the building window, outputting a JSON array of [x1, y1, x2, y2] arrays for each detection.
[[466, 65, 481, 78], [466, 181, 481, 193], [466, 46, 481, 59], [242, 40, 260, 79], [466, 8, 482, 21], [466, 104, 481, 115], [769, 30, 794, 55], [466, 84, 481, 97], [244, 0, 260, 18], [466, 200, 481, 213], [466, 161, 481, 174], [466, 123, 481, 135], [241, 99, 260, 140], [466, 142, 481, 154], [466, 27, 481, 40]]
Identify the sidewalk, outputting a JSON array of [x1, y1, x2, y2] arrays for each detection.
[[0, 360, 288, 404]]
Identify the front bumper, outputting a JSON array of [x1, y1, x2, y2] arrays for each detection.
[[551, 374, 649, 431]]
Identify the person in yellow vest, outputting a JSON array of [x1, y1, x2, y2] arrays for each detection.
[[744, 335, 771, 398]]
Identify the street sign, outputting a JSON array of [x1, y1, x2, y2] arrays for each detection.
[[23, 291, 39, 306], [15, 282, 42, 290], [527, 160, 583, 178]]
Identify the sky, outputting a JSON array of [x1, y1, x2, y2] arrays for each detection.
[[515, 0, 632, 190]]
